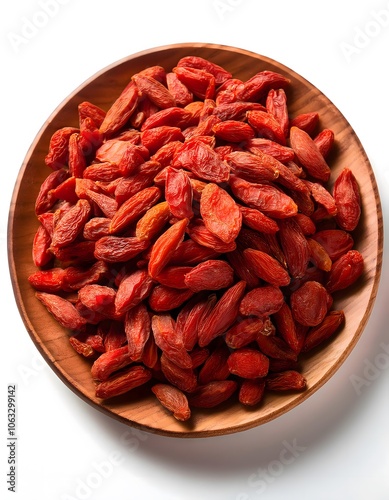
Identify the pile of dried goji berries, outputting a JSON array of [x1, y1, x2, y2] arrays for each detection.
[[29, 55, 364, 421]]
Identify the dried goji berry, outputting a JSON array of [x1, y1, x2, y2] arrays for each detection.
[[229, 175, 298, 219], [32, 224, 53, 268], [45, 126, 79, 170], [326, 250, 364, 293], [168, 237, 220, 266], [333, 168, 361, 231], [274, 302, 304, 353], [68, 133, 87, 178], [290, 281, 329, 327], [35, 168, 69, 215], [175, 294, 211, 351], [148, 285, 194, 312], [83, 217, 111, 241], [198, 343, 230, 385], [311, 229, 354, 261], [53, 242, 96, 266], [148, 218, 189, 278], [69, 335, 96, 358], [154, 265, 192, 289], [51, 199, 91, 249], [239, 379, 266, 406], [266, 370, 306, 391], [247, 110, 286, 145], [198, 280, 246, 347], [308, 180, 337, 217], [117, 143, 146, 176], [166, 72, 193, 107], [141, 126, 184, 154], [213, 120, 255, 142], [177, 55, 232, 85], [226, 248, 260, 290], [79, 117, 104, 156], [227, 348, 270, 379], [151, 314, 192, 369], [200, 182, 242, 244], [225, 317, 264, 349], [235, 70, 290, 102], [188, 221, 237, 253], [278, 218, 310, 279], [131, 97, 159, 129], [184, 259, 234, 292], [132, 73, 176, 109], [86, 189, 118, 219], [294, 213, 316, 236], [109, 186, 161, 234], [213, 101, 266, 121], [135, 65, 167, 82], [191, 348, 210, 370], [141, 107, 191, 131], [226, 150, 279, 184], [245, 138, 295, 163], [307, 238, 332, 272], [188, 380, 237, 408], [256, 333, 298, 362], [141, 335, 159, 369], [243, 248, 290, 287], [152, 383, 191, 421], [102, 321, 127, 350], [78, 101, 106, 129], [302, 310, 345, 352], [289, 126, 331, 182], [173, 65, 216, 100], [160, 353, 197, 393], [94, 236, 149, 263], [124, 302, 151, 361], [78, 284, 116, 317], [95, 365, 152, 399], [96, 139, 143, 164], [172, 138, 230, 183], [115, 269, 154, 316], [165, 167, 194, 219], [35, 292, 87, 331], [290, 112, 319, 135], [266, 88, 289, 137], [28, 268, 66, 293], [91, 346, 133, 381], [240, 285, 284, 318], [115, 161, 162, 205], [313, 128, 335, 158], [51, 176, 78, 205], [99, 81, 139, 136]]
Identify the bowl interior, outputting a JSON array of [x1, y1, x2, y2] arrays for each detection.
[[8, 43, 383, 437]]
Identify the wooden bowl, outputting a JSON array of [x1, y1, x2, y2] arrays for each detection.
[[8, 43, 383, 437]]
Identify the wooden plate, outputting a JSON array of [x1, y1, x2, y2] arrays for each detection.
[[8, 43, 383, 437]]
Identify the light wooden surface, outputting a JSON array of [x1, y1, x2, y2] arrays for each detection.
[[8, 43, 383, 437]]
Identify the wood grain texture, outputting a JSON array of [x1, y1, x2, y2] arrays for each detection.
[[8, 43, 383, 437]]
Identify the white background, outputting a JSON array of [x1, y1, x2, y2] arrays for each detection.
[[1, 1, 389, 499]]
